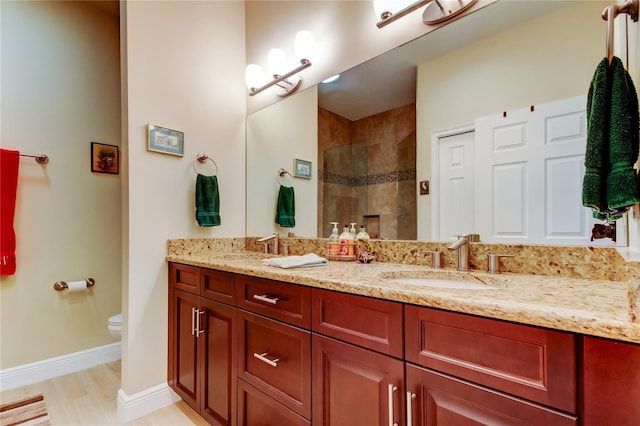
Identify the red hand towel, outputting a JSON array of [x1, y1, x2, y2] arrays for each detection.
[[0, 149, 20, 276]]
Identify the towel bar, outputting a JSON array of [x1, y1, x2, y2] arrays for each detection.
[[19, 152, 49, 164], [602, 0, 639, 65]]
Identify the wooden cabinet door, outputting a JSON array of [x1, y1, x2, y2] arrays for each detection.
[[312, 334, 404, 426], [405, 364, 577, 426], [199, 298, 237, 426], [172, 289, 200, 411], [582, 337, 640, 426]]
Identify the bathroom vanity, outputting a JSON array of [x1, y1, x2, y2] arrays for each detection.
[[166, 250, 640, 426]]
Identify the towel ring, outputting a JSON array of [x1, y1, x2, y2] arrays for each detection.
[[278, 168, 294, 187], [193, 154, 218, 177]]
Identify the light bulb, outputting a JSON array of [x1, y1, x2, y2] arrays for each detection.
[[267, 48, 287, 77], [294, 30, 315, 61], [245, 64, 263, 89]]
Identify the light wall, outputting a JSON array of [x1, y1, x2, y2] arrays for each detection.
[[0, 1, 121, 369], [121, 0, 246, 395], [246, 87, 318, 239], [415, 1, 613, 241]]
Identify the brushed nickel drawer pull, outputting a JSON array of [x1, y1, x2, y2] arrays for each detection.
[[253, 294, 279, 304], [191, 307, 196, 336], [406, 391, 416, 426], [196, 309, 205, 336], [253, 352, 280, 367], [388, 384, 398, 426]]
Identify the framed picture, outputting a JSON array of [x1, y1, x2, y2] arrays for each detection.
[[147, 123, 184, 156], [293, 158, 312, 179], [91, 142, 119, 174]]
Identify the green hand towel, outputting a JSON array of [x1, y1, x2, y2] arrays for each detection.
[[583, 58, 610, 215], [196, 174, 220, 227], [606, 57, 640, 216], [275, 185, 295, 228], [583, 57, 640, 222]]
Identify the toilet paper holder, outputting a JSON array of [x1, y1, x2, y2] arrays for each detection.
[[53, 278, 95, 291]]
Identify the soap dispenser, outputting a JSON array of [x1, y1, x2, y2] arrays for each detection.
[[328, 222, 339, 255], [349, 223, 358, 239], [339, 224, 355, 257], [356, 225, 370, 241]]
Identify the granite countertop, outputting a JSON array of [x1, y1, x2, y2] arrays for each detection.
[[166, 252, 640, 345]]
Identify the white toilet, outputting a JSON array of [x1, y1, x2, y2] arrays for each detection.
[[108, 313, 122, 339]]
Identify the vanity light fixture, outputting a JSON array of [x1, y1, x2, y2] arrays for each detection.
[[374, 0, 478, 28], [245, 30, 315, 97]]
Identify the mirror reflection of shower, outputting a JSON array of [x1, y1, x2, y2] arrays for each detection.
[[318, 104, 416, 240]]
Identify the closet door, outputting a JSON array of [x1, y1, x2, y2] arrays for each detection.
[[475, 95, 621, 245]]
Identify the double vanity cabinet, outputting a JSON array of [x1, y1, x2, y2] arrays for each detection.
[[168, 261, 640, 426]]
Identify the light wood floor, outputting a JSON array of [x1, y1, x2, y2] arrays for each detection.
[[0, 361, 209, 425]]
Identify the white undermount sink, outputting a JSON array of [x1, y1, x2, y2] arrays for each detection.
[[390, 277, 495, 290]]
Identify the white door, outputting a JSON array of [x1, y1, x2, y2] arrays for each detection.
[[475, 94, 624, 246], [434, 130, 475, 241]]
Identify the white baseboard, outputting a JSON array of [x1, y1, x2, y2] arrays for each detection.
[[0, 342, 121, 391], [117, 383, 181, 423]]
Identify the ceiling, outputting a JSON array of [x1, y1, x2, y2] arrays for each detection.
[[318, 1, 571, 121]]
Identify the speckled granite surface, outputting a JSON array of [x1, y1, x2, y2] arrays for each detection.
[[167, 238, 640, 344]]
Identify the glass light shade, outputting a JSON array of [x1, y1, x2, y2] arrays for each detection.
[[267, 48, 287, 76], [373, 0, 416, 19], [245, 64, 263, 89], [294, 30, 315, 61]]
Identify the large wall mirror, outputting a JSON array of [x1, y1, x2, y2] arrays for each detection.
[[247, 0, 628, 246]]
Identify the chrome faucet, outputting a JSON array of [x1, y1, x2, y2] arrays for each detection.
[[257, 233, 279, 255], [447, 234, 473, 271]]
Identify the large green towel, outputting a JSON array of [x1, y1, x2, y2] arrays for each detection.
[[196, 174, 220, 227], [275, 185, 295, 228], [583, 57, 640, 222]]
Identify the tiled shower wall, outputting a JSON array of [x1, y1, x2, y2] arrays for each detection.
[[318, 104, 416, 239]]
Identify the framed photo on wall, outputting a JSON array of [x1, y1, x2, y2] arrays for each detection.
[[91, 142, 119, 174], [293, 158, 312, 179], [147, 123, 184, 156]]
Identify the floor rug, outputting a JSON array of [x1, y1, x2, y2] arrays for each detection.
[[0, 394, 51, 426]]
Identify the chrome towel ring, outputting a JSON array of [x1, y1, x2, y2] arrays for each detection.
[[193, 153, 218, 176]]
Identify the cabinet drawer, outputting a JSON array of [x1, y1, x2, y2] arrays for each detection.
[[238, 310, 311, 419], [237, 379, 310, 426], [312, 288, 404, 358], [405, 305, 576, 413], [238, 275, 311, 328], [406, 364, 577, 425], [201, 268, 237, 304], [169, 262, 200, 294]]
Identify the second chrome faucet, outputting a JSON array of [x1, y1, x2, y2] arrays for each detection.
[[257, 233, 279, 255], [447, 234, 479, 271]]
